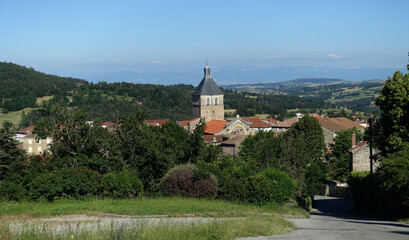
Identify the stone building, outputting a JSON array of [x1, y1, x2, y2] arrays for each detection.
[[192, 64, 224, 121], [319, 117, 365, 147], [21, 133, 52, 155], [348, 134, 380, 172]]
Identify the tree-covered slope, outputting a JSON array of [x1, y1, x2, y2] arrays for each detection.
[[0, 62, 85, 113], [0, 62, 332, 128]]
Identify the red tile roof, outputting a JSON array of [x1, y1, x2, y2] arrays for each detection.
[[348, 141, 369, 151], [241, 118, 272, 128], [204, 119, 229, 134], [177, 118, 200, 127], [274, 116, 299, 128], [146, 119, 170, 127], [23, 133, 37, 139], [319, 117, 365, 133], [265, 118, 278, 124], [101, 121, 116, 126], [17, 125, 36, 134]]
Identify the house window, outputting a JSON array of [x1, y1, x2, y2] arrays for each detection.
[[28, 147, 32, 153], [38, 139, 42, 144], [28, 139, 32, 145], [38, 147, 42, 153], [215, 97, 218, 105], [47, 138, 51, 144], [207, 97, 210, 105]]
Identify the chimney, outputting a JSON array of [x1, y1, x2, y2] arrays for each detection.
[[352, 133, 356, 147]]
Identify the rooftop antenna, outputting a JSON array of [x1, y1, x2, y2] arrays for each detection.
[[206, 57, 208, 66]]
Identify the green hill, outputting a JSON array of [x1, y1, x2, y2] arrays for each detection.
[[0, 62, 85, 113], [0, 62, 335, 128]]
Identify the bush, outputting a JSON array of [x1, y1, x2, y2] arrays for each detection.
[[304, 163, 324, 197], [29, 168, 101, 201], [348, 171, 372, 210], [159, 164, 218, 199], [376, 145, 409, 217], [197, 156, 252, 203], [296, 193, 312, 211], [0, 174, 27, 201], [247, 169, 296, 205], [101, 170, 143, 198]]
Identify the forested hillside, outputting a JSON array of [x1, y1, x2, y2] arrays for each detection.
[[0, 62, 85, 113], [1, 62, 332, 128]]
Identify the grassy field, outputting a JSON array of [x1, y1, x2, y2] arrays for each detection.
[[0, 215, 295, 240], [36, 96, 53, 106], [0, 107, 33, 127], [0, 197, 308, 219], [0, 197, 306, 239]]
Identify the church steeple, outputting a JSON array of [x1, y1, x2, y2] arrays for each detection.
[[193, 64, 224, 121], [204, 64, 211, 78]]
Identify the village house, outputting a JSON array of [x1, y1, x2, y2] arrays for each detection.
[[15, 125, 36, 142], [348, 133, 380, 172], [14, 125, 52, 155], [219, 135, 245, 156], [177, 118, 200, 133], [21, 132, 52, 155], [319, 117, 365, 147], [271, 116, 299, 133]]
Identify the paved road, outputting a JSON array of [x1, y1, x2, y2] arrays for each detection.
[[239, 195, 409, 240]]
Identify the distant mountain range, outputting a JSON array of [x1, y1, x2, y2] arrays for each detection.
[[79, 66, 405, 86]]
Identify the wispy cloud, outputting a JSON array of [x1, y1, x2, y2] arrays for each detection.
[[327, 54, 342, 59]]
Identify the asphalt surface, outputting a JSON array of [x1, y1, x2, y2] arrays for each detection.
[[239, 195, 409, 240]]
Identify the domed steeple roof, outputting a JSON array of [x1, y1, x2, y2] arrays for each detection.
[[193, 64, 223, 96]]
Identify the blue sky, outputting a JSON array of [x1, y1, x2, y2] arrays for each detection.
[[1, 0, 408, 84]]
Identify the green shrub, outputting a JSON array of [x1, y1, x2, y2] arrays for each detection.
[[296, 193, 312, 211], [348, 171, 371, 209], [159, 164, 218, 199], [29, 168, 101, 201], [247, 169, 296, 205], [0, 174, 27, 201], [101, 170, 143, 198], [376, 146, 409, 217], [304, 163, 324, 197]]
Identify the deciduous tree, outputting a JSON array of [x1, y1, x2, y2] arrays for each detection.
[[375, 71, 409, 154]]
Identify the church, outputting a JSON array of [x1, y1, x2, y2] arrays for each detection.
[[181, 64, 276, 155], [192, 64, 224, 121]]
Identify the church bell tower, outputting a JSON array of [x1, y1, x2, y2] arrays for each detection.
[[192, 64, 224, 121]]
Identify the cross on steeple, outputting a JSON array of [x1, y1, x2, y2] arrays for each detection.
[[204, 63, 211, 78]]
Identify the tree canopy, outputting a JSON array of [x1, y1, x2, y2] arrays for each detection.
[[375, 71, 409, 154]]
